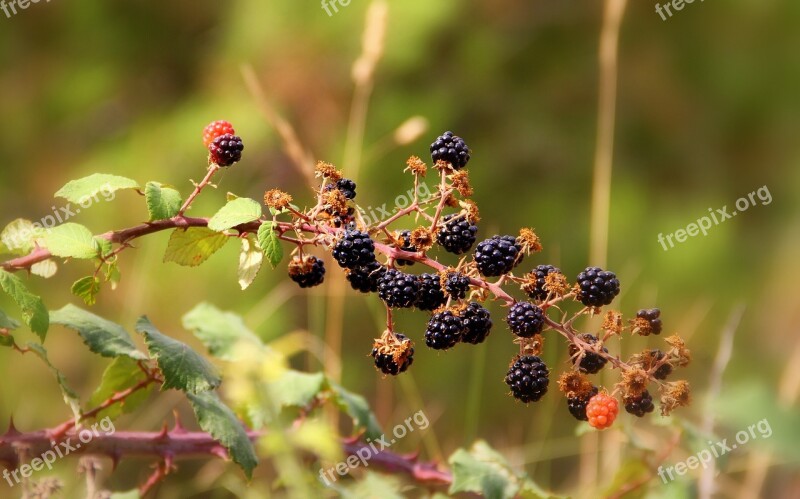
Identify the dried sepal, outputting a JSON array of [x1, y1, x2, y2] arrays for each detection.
[[409, 226, 435, 252], [659, 380, 691, 416], [405, 155, 427, 177], [449, 170, 473, 197], [516, 228, 543, 254], [602, 310, 624, 337], [557, 371, 594, 398], [264, 189, 293, 210], [315, 161, 342, 180], [619, 367, 649, 397]]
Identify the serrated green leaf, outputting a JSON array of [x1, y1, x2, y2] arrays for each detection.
[[330, 383, 383, 441], [27, 342, 81, 420], [54, 173, 139, 204], [30, 260, 58, 279], [163, 227, 229, 267], [257, 222, 283, 268], [208, 197, 262, 232], [50, 304, 146, 360], [238, 237, 263, 290], [136, 316, 221, 394], [89, 356, 152, 421], [449, 441, 521, 499], [71, 276, 101, 306], [93, 237, 114, 258], [268, 371, 327, 408], [145, 182, 182, 221], [0, 269, 49, 340], [186, 390, 258, 479], [43, 223, 98, 259], [0, 219, 41, 255], [181, 302, 263, 361]]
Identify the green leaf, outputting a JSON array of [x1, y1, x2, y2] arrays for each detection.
[[186, 391, 258, 479], [163, 227, 229, 267], [338, 472, 405, 499], [0, 269, 49, 340], [257, 222, 283, 268], [268, 371, 327, 408], [330, 383, 383, 441], [238, 237, 263, 290], [30, 260, 58, 279], [449, 441, 521, 499], [27, 342, 81, 421], [71, 276, 101, 306], [50, 304, 146, 360], [89, 356, 152, 421], [208, 197, 262, 232], [145, 182, 182, 221], [136, 316, 221, 394], [43, 223, 98, 259], [181, 303, 263, 361], [54, 173, 139, 204], [109, 491, 141, 499], [93, 237, 114, 259], [0, 309, 20, 330], [0, 219, 41, 255]]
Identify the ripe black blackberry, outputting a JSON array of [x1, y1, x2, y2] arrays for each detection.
[[460, 302, 493, 344], [430, 131, 470, 170], [378, 269, 420, 308], [436, 214, 478, 255], [287, 255, 325, 288], [567, 386, 599, 421], [394, 230, 417, 267], [443, 271, 470, 300], [568, 334, 609, 374], [624, 390, 655, 417], [332, 230, 376, 269], [649, 349, 673, 380], [474, 235, 523, 277], [424, 310, 464, 350], [505, 355, 549, 403], [523, 264, 562, 301], [346, 261, 385, 293], [636, 308, 663, 335], [576, 266, 620, 307], [371, 333, 414, 376], [415, 273, 447, 311], [506, 301, 545, 338], [209, 133, 244, 167], [334, 178, 357, 200]]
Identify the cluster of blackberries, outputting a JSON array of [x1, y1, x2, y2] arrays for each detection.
[[203, 120, 244, 167]]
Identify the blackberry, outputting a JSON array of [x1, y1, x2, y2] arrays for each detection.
[[335, 178, 356, 200], [636, 308, 663, 335], [624, 390, 655, 417], [287, 255, 325, 288], [424, 310, 464, 350], [430, 131, 470, 170], [474, 235, 523, 277], [523, 264, 562, 301], [586, 393, 619, 430], [576, 266, 620, 307], [443, 271, 470, 300], [371, 333, 414, 376], [346, 261, 385, 293], [209, 133, 244, 167], [415, 273, 447, 311], [203, 120, 235, 148], [505, 355, 549, 403], [436, 214, 478, 255], [648, 349, 673, 380], [332, 230, 376, 269], [394, 230, 417, 267], [568, 334, 609, 374], [567, 386, 599, 421], [506, 301, 545, 338], [378, 269, 420, 308], [460, 302, 493, 344]]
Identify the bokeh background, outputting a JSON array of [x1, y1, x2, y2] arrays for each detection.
[[1, 0, 799, 497]]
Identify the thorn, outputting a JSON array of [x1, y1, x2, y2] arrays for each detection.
[[171, 410, 186, 434], [5, 417, 19, 436], [157, 422, 170, 439], [403, 450, 420, 462], [210, 446, 228, 460]]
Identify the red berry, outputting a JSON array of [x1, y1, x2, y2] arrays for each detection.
[[585, 392, 619, 430], [203, 120, 235, 148]]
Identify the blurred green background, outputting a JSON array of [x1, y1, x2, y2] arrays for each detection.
[[1, 0, 799, 497]]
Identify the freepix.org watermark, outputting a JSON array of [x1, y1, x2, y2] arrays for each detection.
[[657, 185, 771, 252], [3, 417, 116, 488], [655, 0, 706, 21], [658, 418, 772, 484], [319, 410, 429, 485], [1, 0, 52, 20], [357, 182, 434, 227], [321, 0, 351, 17]]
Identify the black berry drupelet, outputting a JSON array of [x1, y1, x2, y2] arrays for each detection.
[[209, 134, 244, 167], [424, 310, 464, 350], [436, 214, 478, 255], [523, 264, 562, 300], [649, 349, 673, 380], [346, 261, 385, 293], [371, 334, 414, 376], [378, 269, 420, 308], [332, 230, 376, 269], [505, 355, 549, 403], [430, 131, 470, 170], [394, 230, 417, 267], [576, 266, 620, 307], [624, 390, 655, 417], [568, 334, 609, 374], [287, 255, 325, 288], [460, 302, 493, 344], [636, 308, 663, 335], [506, 301, 545, 338], [474, 235, 523, 277], [334, 178, 357, 200], [415, 273, 447, 311], [443, 271, 471, 300], [567, 386, 599, 421]]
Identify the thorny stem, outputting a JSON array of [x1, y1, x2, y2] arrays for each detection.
[[177, 164, 220, 216]]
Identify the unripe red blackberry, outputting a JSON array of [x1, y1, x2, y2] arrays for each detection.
[[378, 269, 420, 308], [636, 308, 663, 335], [474, 235, 523, 277], [568, 333, 609, 374], [522, 264, 562, 301], [506, 301, 545, 338], [371, 333, 414, 376], [346, 261, 385, 293], [576, 266, 620, 307], [203, 120, 235, 148], [415, 273, 447, 311], [586, 392, 619, 430], [394, 230, 417, 267], [436, 214, 478, 255], [430, 131, 470, 170], [567, 386, 599, 421], [624, 390, 655, 417], [332, 230, 376, 269], [443, 271, 470, 300], [505, 355, 549, 403], [287, 255, 325, 288], [460, 302, 492, 344], [424, 310, 464, 350], [209, 133, 244, 167]]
